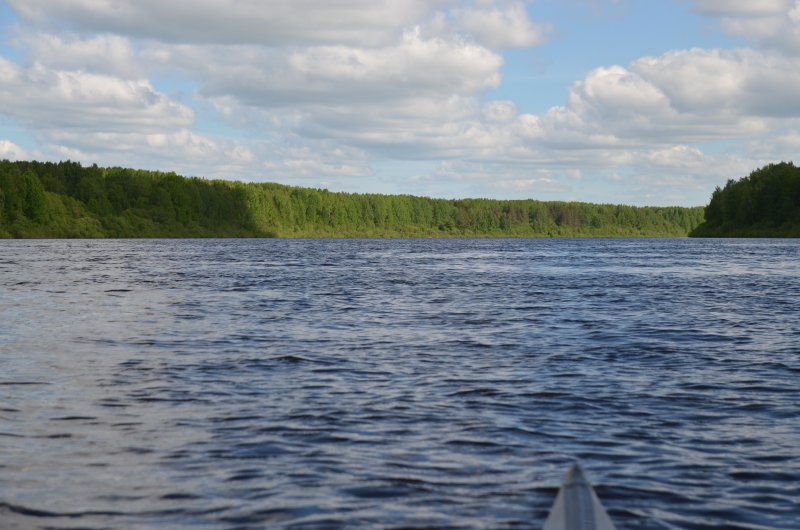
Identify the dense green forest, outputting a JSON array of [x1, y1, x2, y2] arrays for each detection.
[[0, 159, 704, 238], [690, 162, 800, 237]]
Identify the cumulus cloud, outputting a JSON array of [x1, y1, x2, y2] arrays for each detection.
[[563, 65, 675, 136], [626, 146, 770, 203], [39, 129, 372, 184], [0, 139, 28, 161], [7, 0, 552, 50], [0, 57, 194, 133], [17, 33, 143, 78], [686, 0, 800, 55], [7, 0, 455, 47], [454, 2, 550, 49], [634, 48, 800, 117], [1, 0, 530, 177], [45, 130, 230, 160], [261, 144, 372, 181], [145, 30, 503, 110], [523, 46, 800, 151], [202, 39, 796, 180], [421, 151, 751, 206], [427, 160, 572, 198], [483, 100, 518, 123], [688, 0, 791, 17], [1, 0, 798, 206], [744, 128, 800, 160]]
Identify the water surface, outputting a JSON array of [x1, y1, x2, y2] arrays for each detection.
[[1, 238, 798, 529]]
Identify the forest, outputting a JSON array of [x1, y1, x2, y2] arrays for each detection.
[[0, 159, 705, 238], [690, 162, 800, 237]]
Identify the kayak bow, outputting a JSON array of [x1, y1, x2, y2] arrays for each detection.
[[543, 463, 617, 530]]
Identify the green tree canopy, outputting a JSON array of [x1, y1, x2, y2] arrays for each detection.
[[691, 162, 800, 237], [1, 159, 706, 238]]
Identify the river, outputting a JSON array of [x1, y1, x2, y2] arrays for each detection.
[[1, 238, 798, 529]]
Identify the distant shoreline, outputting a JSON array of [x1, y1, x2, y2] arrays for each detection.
[[0, 160, 704, 239], [1, 235, 701, 241], [4, 160, 799, 240]]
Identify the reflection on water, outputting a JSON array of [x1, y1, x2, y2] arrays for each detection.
[[1, 238, 799, 529]]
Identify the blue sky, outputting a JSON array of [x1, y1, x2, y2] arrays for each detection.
[[1, 1, 798, 206]]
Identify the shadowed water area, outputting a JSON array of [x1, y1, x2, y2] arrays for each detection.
[[1, 238, 798, 529]]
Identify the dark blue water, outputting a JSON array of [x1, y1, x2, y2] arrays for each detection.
[[1, 238, 798, 529]]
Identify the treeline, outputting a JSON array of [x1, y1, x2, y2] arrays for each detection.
[[0, 160, 704, 238], [690, 162, 800, 237], [0, 160, 266, 238]]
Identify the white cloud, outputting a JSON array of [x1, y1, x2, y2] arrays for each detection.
[[261, 148, 371, 180], [633, 48, 800, 118], [494, 176, 569, 194], [0, 57, 194, 133], [745, 128, 800, 159], [18, 33, 142, 78], [8, 0, 552, 50], [2, 0, 540, 190], [643, 145, 707, 168], [688, 0, 791, 17], [685, 0, 800, 55], [46, 130, 225, 159], [454, 2, 550, 49], [2, 0, 798, 206], [34, 129, 255, 179], [34, 127, 373, 185], [0, 139, 28, 160], [626, 147, 770, 202], [565, 65, 675, 133], [7, 0, 456, 47], [148, 30, 503, 110], [483, 100, 518, 123], [521, 47, 800, 151], [431, 160, 572, 196]]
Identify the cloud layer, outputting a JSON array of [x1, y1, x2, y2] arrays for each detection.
[[0, 0, 798, 205]]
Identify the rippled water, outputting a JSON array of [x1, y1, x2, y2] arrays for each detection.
[[1, 238, 798, 529]]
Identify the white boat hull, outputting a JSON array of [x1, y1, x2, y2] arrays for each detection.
[[543, 463, 617, 530]]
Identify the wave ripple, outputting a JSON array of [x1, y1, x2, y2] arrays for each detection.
[[1, 238, 798, 529]]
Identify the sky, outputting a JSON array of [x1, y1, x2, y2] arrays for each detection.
[[0, 1, 799, 206]]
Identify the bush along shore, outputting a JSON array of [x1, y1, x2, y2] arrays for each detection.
[[0, 160, 705, 238], [690, 162, 800, 237]]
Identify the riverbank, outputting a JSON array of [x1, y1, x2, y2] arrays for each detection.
[[1, 160, 704, 238]]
